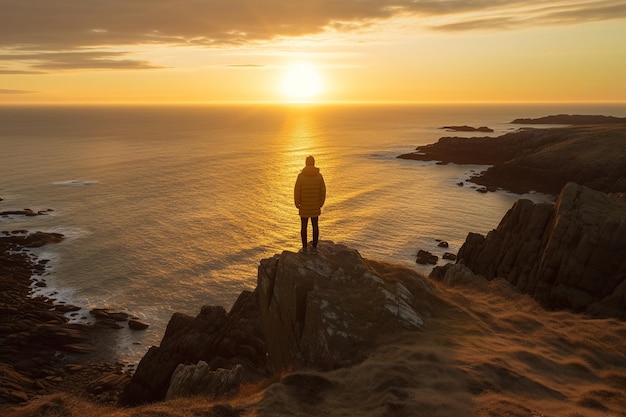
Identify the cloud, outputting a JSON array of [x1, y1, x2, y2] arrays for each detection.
[[0, 88, 35, 94], [0, 0, 624, 72], [0, 51, 165, 71], [2, 0, 624, 51], [0, 69, 44, 74], [429, 1, 626, 31]]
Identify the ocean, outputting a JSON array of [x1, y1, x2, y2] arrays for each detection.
[[1, 103, 624, 364]]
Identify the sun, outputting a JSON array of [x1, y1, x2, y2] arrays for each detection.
[[281, 62, 323, 101]]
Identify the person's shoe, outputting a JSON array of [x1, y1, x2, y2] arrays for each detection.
[[299, 247, 308, 254], [310, 246, 318, 255]]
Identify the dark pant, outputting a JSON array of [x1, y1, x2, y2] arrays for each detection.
[[300, 216, 319, 248]]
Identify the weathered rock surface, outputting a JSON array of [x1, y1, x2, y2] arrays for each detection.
[[398, 124, 626, 195], [257, 241, 426, 372], [449, 183, 626, 318]]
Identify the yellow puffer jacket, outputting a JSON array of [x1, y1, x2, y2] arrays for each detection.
[[294, 166, 326, 218]]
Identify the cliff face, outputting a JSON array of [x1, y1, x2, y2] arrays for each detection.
[[257, 241, 429, 372], [453, 182, 626, 318]]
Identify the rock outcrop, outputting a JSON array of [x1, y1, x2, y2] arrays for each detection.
[[257, 241, 426, 372], [398, 124, 626, 194], [448, 182, 626, 318], [123, 241, 433, 404]]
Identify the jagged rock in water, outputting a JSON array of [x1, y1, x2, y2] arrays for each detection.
[[128, 319, 149, 330], [257, 241, 425, 372], [416, 250, 438, 265], [452, 182, 626, 318]]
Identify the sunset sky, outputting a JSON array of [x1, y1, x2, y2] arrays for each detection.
[[1, 0, 625, 104]]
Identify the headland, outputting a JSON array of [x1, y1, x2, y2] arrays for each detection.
[[398, 115, 626, 195]]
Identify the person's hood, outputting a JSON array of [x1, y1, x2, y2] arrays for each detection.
[[301, 166, 320, 175]]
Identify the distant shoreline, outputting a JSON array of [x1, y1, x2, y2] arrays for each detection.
[[398, 116, 626, 195], [510, 114, 626, 124]]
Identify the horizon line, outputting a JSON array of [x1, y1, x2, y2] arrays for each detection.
[[2, 100, 626, 107]]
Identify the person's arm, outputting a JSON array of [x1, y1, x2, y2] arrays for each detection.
[[319, 174, 326, 207], [294, 175, 302, 208]]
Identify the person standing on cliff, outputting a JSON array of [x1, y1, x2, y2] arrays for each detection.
[[294, 155, 326, 254]]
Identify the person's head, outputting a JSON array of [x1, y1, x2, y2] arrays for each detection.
[[306, 155, 315, 166]]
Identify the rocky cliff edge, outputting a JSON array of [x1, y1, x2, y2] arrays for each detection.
[[122, 241, 436, 405]]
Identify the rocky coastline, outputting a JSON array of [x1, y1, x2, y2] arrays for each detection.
[[0, 208, 132, 406], [3, 117, 626, 415], [398, 118, 626, 195]]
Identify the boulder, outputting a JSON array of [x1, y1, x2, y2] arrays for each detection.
[[456, 182, 626, 318], [257, 241, 425, 372], [443, 252, 457, 261], [128, 319, 149, 330], [415, 250, 438, 265]]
